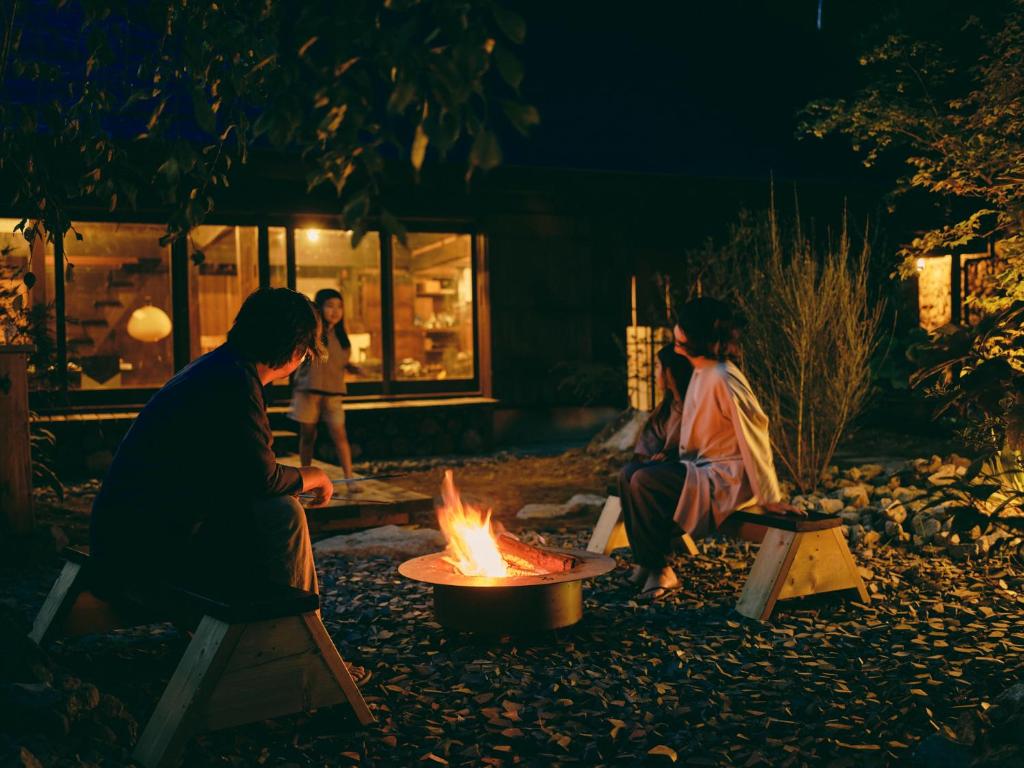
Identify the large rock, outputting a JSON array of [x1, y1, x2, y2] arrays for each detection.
[[893, 486, 925, 503], [912, 516, 942, 542], [818, 498, 844, 515], [516, 503, 570, 520], [857, 463, 886, 481], [587, 410, 649, 454], [839, 484, 872, 509], [928, 464, 962, 486], [564, 494, 607, 515], [911, 734, 972, 767], [882, 500, 908, 525], [314, 525, 445, 559]]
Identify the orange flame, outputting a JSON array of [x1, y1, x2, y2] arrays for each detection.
[[436, 470, 510, 577]]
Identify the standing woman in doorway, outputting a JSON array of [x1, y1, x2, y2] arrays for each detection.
[[290, 288, 361, 480]]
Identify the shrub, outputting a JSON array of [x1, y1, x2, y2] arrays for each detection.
[[688, 198, 884, 493]]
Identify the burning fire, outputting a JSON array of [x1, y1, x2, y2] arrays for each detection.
[[436, 470, 511, 577]]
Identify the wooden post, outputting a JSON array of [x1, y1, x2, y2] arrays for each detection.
[[0, 345, 34, 536]]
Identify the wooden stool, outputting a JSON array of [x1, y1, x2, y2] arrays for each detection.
[[587, 497, 868, 620], [728, 509, 869, 621], [30, 548, 374, 768], [586, 496, 699, 557]]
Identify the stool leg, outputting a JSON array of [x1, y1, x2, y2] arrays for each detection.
[[302, 613, 375, 725], [133, 616, 244, 768], [735, 529, 799, 621], [587, 497, 624, 554], [29, 561, 84, 645], [679, 533, 699, 557]]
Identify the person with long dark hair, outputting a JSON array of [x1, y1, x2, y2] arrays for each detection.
[[290, 288, 361, 480], [620, 297, 800, 600], [619, 342, 694, 585], [632, 342, 695, 461]]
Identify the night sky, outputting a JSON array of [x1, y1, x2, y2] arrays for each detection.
[[501, 1, 902, 183]]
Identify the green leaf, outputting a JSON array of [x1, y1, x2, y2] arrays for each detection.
[[500, 100, 540, 135], [492, 6, 526, 44], [192, 88, 216, 134], [146, 97, 168, 131], [350, 219, 369, 248], [492, 44, 523, 90], [388, 80, 417, 114], [411, 123, 429, 171], [425, 111, 461, 156], [469, 129, 502, 170], [380, 209, 407, 246]]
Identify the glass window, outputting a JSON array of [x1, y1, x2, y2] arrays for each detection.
[[63, 222, 173, 389], [269, 226, 287, 287], [188, 225, 259, 358], [0, 220, 31, 344], [295, 228, 382, 382], [0, 220, 58, 388], [391, 233, 474, 381]]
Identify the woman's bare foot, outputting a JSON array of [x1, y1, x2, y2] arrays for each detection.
[[638, 567, 680, 602], [627, 565, 650, 586]]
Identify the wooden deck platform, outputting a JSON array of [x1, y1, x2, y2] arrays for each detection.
[[277, 455, 433, 534]]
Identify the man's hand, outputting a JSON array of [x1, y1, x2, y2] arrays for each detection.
[[763, 501, 807, 517], [650, 451, 667, 462], [299, 466, 334, 507]]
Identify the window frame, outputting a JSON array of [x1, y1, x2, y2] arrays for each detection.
[[26, 211, 486, 413]]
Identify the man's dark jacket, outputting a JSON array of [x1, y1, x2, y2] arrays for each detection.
[[89, 343, 302, 571]]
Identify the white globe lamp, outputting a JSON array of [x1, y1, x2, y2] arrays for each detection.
[[127, 303, 172, 343]]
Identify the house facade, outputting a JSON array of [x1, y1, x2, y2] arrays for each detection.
[[1, 160, 881, 471]]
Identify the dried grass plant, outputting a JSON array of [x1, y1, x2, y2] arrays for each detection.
[[688, 197, 884, 493]]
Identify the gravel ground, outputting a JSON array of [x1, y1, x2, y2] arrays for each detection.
[[3, 444, 1024, 767]]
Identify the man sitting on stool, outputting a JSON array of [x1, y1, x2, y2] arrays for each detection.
[[90, 288, 335, 597]]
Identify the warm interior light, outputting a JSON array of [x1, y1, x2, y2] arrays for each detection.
[[916, 257, 926, 271], [126, 304, 172, 342], [305, 229, 320, 243], [436, 470, 510, 577], [917, 254, 952, 331]]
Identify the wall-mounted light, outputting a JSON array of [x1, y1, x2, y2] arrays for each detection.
[[305, 229, 321, 243]]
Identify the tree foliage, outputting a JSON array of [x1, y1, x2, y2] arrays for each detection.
[[801, 1, 1024, 456], [0, 0, 537, 246]]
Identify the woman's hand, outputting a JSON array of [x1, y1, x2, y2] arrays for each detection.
[[650, 451, 667, 462], [763, 501, 807, 517]]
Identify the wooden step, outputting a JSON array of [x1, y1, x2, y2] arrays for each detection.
[[271, 429, 298, 456]]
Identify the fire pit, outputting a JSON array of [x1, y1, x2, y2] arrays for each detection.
[[399, 471, 615, 633]]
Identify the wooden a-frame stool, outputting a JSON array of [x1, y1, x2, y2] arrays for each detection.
[[587, 496, 700, 557], [30, 548, 374, 768], [588, 497, 869, 620]]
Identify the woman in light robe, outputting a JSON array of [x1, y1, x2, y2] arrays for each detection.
[[620, 297, 798, 600]]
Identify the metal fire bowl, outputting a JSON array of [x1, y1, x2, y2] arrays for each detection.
[[398, 550, 615, 633]]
